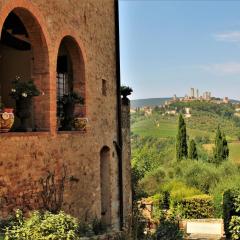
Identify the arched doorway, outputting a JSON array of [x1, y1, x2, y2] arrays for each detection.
[[56, 36, 85, 131], [100, 146, 112, 226], [0, 8, 49, 131]]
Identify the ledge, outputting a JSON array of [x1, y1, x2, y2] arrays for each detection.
[[0, 131, 50, 137], [57, 130, 87, 135]]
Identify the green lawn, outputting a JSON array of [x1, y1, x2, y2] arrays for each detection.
[[131, 116, 214, 139], [0, 236, 4, 240], [229, 142, 240, 164]]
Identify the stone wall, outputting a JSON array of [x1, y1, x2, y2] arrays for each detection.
[[121, 100, 132, 231], [0, 0, 127, 231]]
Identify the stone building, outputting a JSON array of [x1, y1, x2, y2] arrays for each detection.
[[0, 0, 131, 232]]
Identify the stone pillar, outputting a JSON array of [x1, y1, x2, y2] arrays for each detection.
[[121, 98, 132, 232]]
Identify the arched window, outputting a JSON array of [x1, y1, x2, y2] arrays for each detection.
[[0, 8, 49, 132], [56, 36, 85, 131], [100, 146, 111, 226]]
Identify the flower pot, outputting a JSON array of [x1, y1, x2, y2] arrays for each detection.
[[3, 108, 14, 113], [74, 117, 88, 131], [0, 112, 14, 132], [15, 98, 32, 132]]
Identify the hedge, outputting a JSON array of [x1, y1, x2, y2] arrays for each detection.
[[223, 188, 240, 239], [176, 194, 214, 219]]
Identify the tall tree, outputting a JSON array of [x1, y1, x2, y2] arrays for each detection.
[[213, 126, 229, 164], [176, 114, 188, 161], [222, 133, 229, 160], [188, 139, 198, 160]]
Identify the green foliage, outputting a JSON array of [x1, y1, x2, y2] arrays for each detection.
[[229, 216, 240, 240], [223, 188, 240, 239], [175, 195, 214, 219], [91, 218, 107, 235], [176, 114, 188, 161], [212, 126, 229, 164], [10, 76, 40, 100], [156, 215, 183, 240], [5, 210, 80, 240], [188, 139, 198, 160], [120, 86, 133, 98]]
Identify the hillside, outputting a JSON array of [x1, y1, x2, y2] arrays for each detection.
[[131, 100, 240, 219], [130, 97, 170, 108], [131, 97, 240, 109]]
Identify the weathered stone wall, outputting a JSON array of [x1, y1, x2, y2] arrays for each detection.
[[121, 100, 132, 231], [0, 0, 124, 231]]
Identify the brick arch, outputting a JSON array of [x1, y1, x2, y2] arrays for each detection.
[[100, 145, 112, 226], [55, 34, 86, 118], [0, 1, 51, 130]]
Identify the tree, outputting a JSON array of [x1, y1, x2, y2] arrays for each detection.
[[188, 139, 198, 160], [222, 133, 229, 160], [213, 126, 229, 164], [176, 114, 188, 161]]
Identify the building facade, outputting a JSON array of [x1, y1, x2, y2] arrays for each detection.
[[0, 0, 131, 231]]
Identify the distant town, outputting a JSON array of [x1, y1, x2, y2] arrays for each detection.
[[167, 87, 229, 105], [131, 88, 240, 118]]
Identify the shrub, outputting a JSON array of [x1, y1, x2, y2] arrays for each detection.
[[175, 195, 214, 219], [91, 218, 107, 235], [223, 188, 240, 239], [5, 210, 80, 240], [156, 215, 183, 240], [229, 216, 240, 240]]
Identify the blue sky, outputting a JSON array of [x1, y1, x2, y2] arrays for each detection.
[[119, 0, 240, 100]]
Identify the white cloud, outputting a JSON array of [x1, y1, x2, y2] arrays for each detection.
[[214, 31, 240, 42], [200, 62, 240, 75]]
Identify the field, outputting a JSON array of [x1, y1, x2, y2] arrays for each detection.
[[203, 142, 240, 164], [131, 115, 215, 139]]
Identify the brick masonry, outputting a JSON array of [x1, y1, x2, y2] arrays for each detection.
[[0, 0, 132, 231]]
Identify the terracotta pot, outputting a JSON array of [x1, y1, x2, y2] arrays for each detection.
[[74, 117, 88, 131], [0, 112, 14, 132], [3, 108, 14, 113]]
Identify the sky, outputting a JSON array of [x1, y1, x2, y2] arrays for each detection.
[[119, 0, 240, 100]]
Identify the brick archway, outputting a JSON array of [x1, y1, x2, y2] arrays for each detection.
[[56, 34, 86, 127], [0, 1, 51, 131]]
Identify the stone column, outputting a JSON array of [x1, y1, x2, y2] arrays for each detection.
[[121, 98, 132, 232]]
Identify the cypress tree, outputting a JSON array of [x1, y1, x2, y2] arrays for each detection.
[[188, 139, 198, 160], [213, 126, 229, 164], [176, 114, 188, 161], [222, 133, 229, 160]]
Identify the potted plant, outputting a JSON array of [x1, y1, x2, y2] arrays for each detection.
[[58, 92, 84, 131], [0, 102, 14, 133], [10, 76, 40, 131], [120, 85, 133, 105]]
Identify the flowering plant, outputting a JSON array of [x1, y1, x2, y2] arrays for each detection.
[[10, 76, 41, 100]]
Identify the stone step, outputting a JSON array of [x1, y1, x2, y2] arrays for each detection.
[[186, 233, 224, 240]]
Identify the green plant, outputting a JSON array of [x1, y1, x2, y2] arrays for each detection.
[[188, 139, 198, 160], [91, 217, 107, 235], [223, 188, 240, 239], [175, 194, 214, 219], [176, 114, 188, 161], [229, 216, 240, 240], [58, 92, 84, 106], [10, 76, 40, 100], [156, 214, 183, 240], [5, 210, 80, 240], [212, 126, 229, 164], [120, 86, 133, 99], [77, 221, 93, 237]]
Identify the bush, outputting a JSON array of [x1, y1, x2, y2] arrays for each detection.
[[223, 188, 240, 239], [229, 216, 240, 240], [175, 195, 214, 219], [5, 210, 80, 240], [156, 215, 183, 240]]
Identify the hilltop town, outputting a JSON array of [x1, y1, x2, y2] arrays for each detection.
[[131, 88, 240, 118]]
